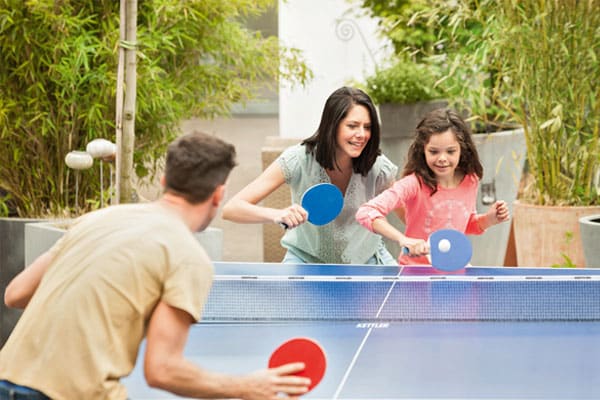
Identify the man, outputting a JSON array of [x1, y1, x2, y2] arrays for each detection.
[[0, 132, 309, 399]]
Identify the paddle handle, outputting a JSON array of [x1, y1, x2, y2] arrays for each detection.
[[402, 242, 432, 263], [402, 240, 431, 255]]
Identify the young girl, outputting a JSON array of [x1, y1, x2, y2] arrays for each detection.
[[222, 86, 398, 265], [356, 108, 509, 265]]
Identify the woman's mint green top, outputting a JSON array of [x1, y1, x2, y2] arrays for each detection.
[[277, 144, 398, 264]]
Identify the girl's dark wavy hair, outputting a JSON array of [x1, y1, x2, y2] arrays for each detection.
[[302, 86, 381, 176], [403, 108, 483, 195]]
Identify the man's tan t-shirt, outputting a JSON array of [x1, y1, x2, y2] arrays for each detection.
[[0, 203, 213, 399]]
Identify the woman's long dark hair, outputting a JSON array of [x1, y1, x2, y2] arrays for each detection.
[[302, 86, 381, 176]]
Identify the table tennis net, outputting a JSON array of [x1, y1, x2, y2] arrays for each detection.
[[202, 278, 600, 322]]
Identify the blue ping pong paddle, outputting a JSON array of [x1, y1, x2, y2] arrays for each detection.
[[429, 229, 472, 271], [280, 183, 344, 229], [403, 229, 472, 271], [302, 183, 343, 225]]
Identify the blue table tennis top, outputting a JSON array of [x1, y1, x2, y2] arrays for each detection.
[[124, 263, 600, 399], [212, 261, 600, 277]]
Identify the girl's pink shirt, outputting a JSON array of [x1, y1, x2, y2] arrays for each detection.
[[356, 173, 485, 265]]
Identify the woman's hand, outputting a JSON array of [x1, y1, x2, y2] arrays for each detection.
[[275, 204, 308, 229]]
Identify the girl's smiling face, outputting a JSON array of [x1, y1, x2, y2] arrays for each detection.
[[424, 129, 461, 186]]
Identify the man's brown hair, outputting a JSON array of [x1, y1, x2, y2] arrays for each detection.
[[164, 131, 237, 203]]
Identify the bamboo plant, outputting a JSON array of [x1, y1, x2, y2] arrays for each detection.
[[359, 0, 517, 133], [479, 0, 600, 206], [426, 0, 599, 205], [0, 0, 311, 217]]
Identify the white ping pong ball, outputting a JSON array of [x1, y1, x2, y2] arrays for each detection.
[[438, 239, 451, 253]]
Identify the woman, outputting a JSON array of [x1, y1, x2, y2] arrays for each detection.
[[222, 86, 398, 264]]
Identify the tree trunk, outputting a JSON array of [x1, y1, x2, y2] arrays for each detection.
[[117, 0, 137, 203], [114, 0, 125, 204]]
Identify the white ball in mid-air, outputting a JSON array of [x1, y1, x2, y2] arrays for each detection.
[[438, 239, 451, 253]]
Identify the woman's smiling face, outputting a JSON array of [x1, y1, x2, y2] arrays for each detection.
[[335, 104, 371, 161]]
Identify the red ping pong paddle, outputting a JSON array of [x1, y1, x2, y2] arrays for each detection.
[[280, 183, 344, 229], [268, 337, 327, 392]]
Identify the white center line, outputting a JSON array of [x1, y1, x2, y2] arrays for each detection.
[[331, 266, 404, 399]]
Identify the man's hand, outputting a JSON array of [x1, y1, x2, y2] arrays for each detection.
[[239, 363, 311, 400]]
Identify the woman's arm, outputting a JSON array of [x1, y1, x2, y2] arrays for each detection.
[[222, 161, 307, 228]]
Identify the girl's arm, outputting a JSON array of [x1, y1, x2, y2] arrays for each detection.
[[371, 218, 428, 257], [357, 177, 427, 256], [221, 161, 308, 229], [356, 183, 402, 231]]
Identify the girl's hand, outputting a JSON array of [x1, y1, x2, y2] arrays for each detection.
[[275, 204, 308, 229], [400, 237, 429, 257], [486, 200, 510, 226]]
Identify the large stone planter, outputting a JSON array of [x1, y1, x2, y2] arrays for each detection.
[[24, 220, 70, 266], [579, 214, 600, 268], [469, 128, 526, 266], [25, 221, 224, 264], [378, 100, 449, 168], [513, 202, 600, 267]]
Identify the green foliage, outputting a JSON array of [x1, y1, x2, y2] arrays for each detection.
[[365, 57, 445, 105], [359, 0, 485, 59], [359, 0, 449, 107], [551, 231, 577, 268], [360, 0, 516, 132], [360, 0, 437, 59], [0, 0, 311, 217], [363, 1, 599, 205], [470, 0, 600, 206]]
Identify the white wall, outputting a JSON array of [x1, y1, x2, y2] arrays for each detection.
[[278, 0, 390, 139]]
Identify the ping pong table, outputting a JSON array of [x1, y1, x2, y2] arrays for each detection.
[[123, 263, 600, 399]]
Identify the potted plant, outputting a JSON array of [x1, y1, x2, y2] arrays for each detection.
[[467, 0, 600, 267], [579, 214, 600, 268], [365, 56, 448, 159]]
